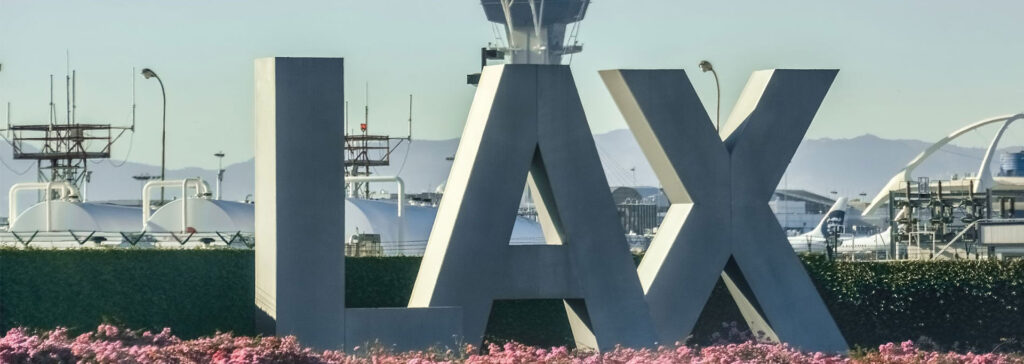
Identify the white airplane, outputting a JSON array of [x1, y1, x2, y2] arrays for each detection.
[[837, 227, 894, 255], [836, 206, 912, 256], [788, 197, 848, 253]]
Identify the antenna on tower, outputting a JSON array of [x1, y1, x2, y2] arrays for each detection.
[[364, 82, 369, 133], [343, 85, 413, 199], [65, 52, 71, 125], [49, 74, 55, 125], [72, 70, 77, 124], [4, 65, 134, 188], [131, 67, 136, 131]]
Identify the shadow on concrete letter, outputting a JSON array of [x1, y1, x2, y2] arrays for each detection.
[[409, 64, 658, 351], [254, 57, 461, 351], [600, 69, 848, 353]]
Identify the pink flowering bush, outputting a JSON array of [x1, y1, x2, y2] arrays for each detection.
[[2, 325, 1022, 363], [854, 340, 1023, 364]]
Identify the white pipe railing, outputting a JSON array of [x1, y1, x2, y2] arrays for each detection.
[[142, 178, 209, 232], [345, 176, 405, 217], [8, 181, 77, 231], [345, 176, 406, 244]]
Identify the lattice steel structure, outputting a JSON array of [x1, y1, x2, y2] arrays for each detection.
[[8, 123, 125, 187], [343, 94, 411, 198], [3, 71, 133, 191]]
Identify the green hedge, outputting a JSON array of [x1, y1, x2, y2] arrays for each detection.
[[0, 249, 253, 339], [1, 249, 1022, 350], [803, 256, 1024, 349], [344, 257, 576, 347]]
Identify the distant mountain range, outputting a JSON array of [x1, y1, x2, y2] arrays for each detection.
[[2, 130, 1019, 218]]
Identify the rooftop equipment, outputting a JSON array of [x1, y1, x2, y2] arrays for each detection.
[[480, 0, 589, 65], [1, 71, 134, 190], [344, 90, 413, 198], [999, 151, 1024, 177], [469, 0, 590, 84]]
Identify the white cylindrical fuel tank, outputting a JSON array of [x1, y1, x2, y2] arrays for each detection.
[[344, 198, 545, 255], [142, 197, 547, 253], [146, 199, 255, 233], [9, 201, 141, 232]]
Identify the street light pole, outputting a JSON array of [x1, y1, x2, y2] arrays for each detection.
[[141, 68, 166, 204], [214, 151, 225, 200], [698, 60, 721, 132]]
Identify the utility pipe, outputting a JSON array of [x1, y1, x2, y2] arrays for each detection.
[[7, 181, 76, 231], [345, 176, 406, 245], [345, 176, 405, 217], [142, 178, 208, 232]]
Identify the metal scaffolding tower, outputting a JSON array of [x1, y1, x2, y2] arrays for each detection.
[[344, 92, 412, 198], [2, 71, 132, 192]]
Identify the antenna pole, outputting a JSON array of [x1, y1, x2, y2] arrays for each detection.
[[363, 83, 369, 197], [345, 100, 349, 136], [408, 94, 413, 140], [131, 67, 136, 131], [49, 75, 55, 125], [66, 70, 70, 125], [364, 82, 368, 130], [72, 70, 77, 124]]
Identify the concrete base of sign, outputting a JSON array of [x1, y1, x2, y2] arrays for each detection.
[[345, 308, 462, 352]]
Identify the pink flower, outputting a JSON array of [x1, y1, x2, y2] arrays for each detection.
[[4, 326, 1024, 364]]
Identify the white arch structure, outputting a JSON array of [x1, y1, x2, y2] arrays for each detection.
[[863, 113, 1024, 216]]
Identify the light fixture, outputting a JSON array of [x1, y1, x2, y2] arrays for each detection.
[[698, 60, 720, 131], [698, 60, 713, 72]]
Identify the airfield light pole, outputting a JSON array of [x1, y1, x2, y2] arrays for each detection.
[[141, 68, 166, 204], [698, 60, 720, 132], [215, 151, 225, 200]]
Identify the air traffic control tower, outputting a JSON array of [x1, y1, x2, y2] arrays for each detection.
[[478, 0, 589, 66]]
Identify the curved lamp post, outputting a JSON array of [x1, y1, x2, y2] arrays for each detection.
[[698, 60, 721, 132], [141, 68, 167, 205]]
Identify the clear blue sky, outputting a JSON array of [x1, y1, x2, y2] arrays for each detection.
[[2, 0, 1023, 169]]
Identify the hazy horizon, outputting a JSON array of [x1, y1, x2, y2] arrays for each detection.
[[2, 0, 1023, 169]]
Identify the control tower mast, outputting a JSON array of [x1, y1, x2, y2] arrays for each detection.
[[469, 0, 589, 84], [481, 0, 590, 65]]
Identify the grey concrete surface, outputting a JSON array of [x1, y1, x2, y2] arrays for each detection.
[[255, 57, 462, 351], [345, 308, 463, 352], [601, 69, 848, 353], [409, 64, 658, 351], [255, 57, 347, 351]]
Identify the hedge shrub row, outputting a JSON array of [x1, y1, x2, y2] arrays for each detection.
[[1, 249, 1021, 350], [803, 255, 1024, 349], [0, 249, 253, 339]]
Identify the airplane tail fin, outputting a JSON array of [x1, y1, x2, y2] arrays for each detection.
[[812, 197, 848, 237]]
